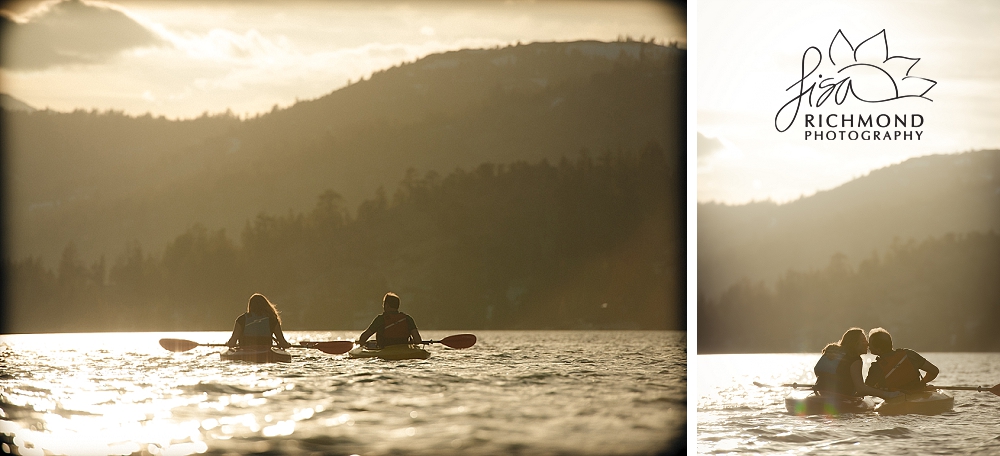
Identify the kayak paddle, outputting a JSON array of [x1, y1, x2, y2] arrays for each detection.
[[753, 381, 813, 389], [422, 333, 477, 349], [754, 381, 1000, 396], [296, 340, 354, 354], [925, 384, 1000, 396], [159, 338, 225, 352], [159, 338, 353, 355]]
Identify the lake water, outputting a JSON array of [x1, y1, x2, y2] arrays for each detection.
[[0, 331, 685, 455], [698, 353, 1000, 454]]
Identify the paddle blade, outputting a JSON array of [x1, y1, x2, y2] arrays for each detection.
[[925, 384, 1000, 396], [299, 341, 353, 355], [439, 334, 477, 349], [159, 338, 200, 352]]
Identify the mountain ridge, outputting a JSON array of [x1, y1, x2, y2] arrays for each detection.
[[0, 93, 36, 112], [4, 40, 685, 266], [698, 149, 1000, 298]]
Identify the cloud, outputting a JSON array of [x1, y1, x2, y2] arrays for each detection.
[[698, 132, 726, 163], [0, 0, 166, 71]]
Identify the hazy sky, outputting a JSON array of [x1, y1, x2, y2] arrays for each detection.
[[697, 0, 1000, 204], [0, 0, 685, 119]]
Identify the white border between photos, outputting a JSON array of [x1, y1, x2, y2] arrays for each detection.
[[686, 0, 698, 452]]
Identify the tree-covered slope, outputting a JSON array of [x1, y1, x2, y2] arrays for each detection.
[[4, 40, 684, 267]]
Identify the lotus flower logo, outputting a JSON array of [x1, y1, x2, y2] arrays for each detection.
[[774, 29, 936, 132]]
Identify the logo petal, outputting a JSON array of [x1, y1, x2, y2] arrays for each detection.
[[882, 56, 920, 78], [854, 29, 889, 64], [899, 76, 937, 99], [828, 29, 855, 67]]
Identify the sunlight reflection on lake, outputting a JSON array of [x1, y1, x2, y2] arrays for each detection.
[[698, 353, 1000, 454], [1, 331, 685, 455]]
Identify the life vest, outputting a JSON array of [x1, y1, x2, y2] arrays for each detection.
[[378, 312, 411, 347], [814, 347, 858, 396], [878, 350, 922, 391], [241, 313, 272, 346]]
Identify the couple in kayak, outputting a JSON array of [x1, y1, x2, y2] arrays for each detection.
[[815, 327, 940, 400], [225, 292, 421, 349]]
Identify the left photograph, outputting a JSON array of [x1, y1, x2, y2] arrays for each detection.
[[0, 1, 688, 455]]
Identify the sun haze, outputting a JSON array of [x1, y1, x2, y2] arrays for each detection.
[[1, 0, 685, 119]]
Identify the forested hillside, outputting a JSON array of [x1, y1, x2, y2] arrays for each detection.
[[698, 149, 1000, 352], [4, 40, 684, 267], [699, 231, 1000, 353], [6, 144, 681, 333], [698, 150, 1000, 298]]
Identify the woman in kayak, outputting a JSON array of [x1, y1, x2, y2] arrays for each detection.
[[355, 292, 422, 348], [814, 327, 901, 400], [225, 293, 293, 349], [864, 327, 939, 392]]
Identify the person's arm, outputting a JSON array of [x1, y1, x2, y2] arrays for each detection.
[[356, 316, 381, 345], [226, 317, 243, 347], [272, 320, 292, 349], [921, 360, 940, 386], [851, 360, 902, 399], [357, 329, 375, 346], [407, 315, 421, 344]]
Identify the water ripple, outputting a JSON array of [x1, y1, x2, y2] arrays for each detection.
[[5, 331, 685, 455], [699, 353, 1000, 454]]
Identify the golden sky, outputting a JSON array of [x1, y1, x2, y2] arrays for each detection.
[[0, 0, 685, 119], [697, 0, 1000, 204]]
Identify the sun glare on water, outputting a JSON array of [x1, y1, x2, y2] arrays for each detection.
[[0, 332, 240, 455]]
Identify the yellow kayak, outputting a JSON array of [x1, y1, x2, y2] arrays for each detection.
[[348, 344, 430, 360], [220, 347, 292, 363], [784, 390, 876, 416], [875, 390, 954, 415]]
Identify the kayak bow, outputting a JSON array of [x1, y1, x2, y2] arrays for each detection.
[[784, 390, 876, 416], [348, 344, 431, 360], [875, 390, 954, 415]]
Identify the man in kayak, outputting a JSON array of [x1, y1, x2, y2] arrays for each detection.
[[356, 292, 422, 348], [814, 327, 902, 400], [865, 327, 940, 392], [225, 293, 293, 349]]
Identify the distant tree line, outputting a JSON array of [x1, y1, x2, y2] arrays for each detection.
[[698, 231, 1000, 353], [5, 41, 684, 271], [4, 141, 681, 333], [697, 150, 1000, 300]]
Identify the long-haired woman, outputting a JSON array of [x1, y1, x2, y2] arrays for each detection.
[[225, 293, 292, 349]]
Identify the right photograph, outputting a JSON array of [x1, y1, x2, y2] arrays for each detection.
[[695, 0, 1000, 453]]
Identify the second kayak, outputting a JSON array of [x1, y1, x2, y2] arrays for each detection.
[[875, 390, 954, 415], [348, 344, 431, 360], [784, 390, 876, 416]]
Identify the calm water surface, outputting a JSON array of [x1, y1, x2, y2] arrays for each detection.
[[698, 353, 1000, 454], [1, 331, 685, 455]]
